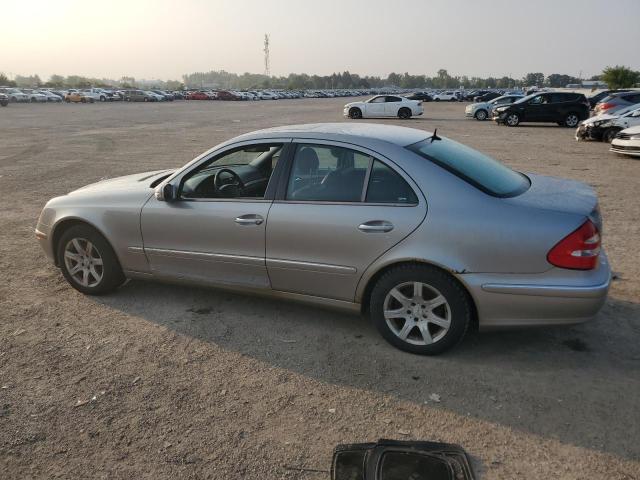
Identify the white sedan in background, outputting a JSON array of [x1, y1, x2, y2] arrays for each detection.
[[465, 94, 524, 121], [344, 95, 423, 119], [610, 125, 640, 157]]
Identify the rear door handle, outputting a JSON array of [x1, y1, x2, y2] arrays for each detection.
[[358, 220, 394, 233], [235, 214, 264, 225]]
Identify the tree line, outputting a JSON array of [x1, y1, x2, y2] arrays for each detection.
[[1, 66, 638, 90]]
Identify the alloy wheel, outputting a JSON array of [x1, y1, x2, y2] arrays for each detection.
[[64, 238, 104, 288], [475, 110, 487, 121], [383, 281, 451, 346], [566, 114, 579, 127], [506, 113, 519, 126]]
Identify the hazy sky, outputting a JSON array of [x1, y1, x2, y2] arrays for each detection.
[[2, 0, 639, 81]]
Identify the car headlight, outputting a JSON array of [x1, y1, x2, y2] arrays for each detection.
[[629, 134, 640, 140], [495, 106, 508, 113]]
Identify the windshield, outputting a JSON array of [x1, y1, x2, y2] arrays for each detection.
[[513, 93, 539, 104], [407, 138, 530, 197]]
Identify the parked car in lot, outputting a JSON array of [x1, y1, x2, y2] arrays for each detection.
[[217, 90, 242, 101], [0, 87, 29, 102], [587, 89, 631, 109], [121, 90, 156, 102], [21, 89, 48, 103], [473, 91, 501, 103], [593, 91, 640, 116], [344, 95, 423, 119], [610, 125, 640, 157], [36, 90, 63, 102], [151, 90, 175, 101], [404, 92, 432, 102], [0, 93, 8, 107], [576, 103, 640, 142], [186, 91, 210, 100], [432, 91, 460, 102], [465, 94, 524, 121], [64, 91, 95, 103], [494, 92, 590, 127], [144, 91, 164, 102], [35, 123, 610, 355]]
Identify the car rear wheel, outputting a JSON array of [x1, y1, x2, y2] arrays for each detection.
[[370, 264, 472, 355], [434, 98, 440, 102], [564, 113, 579, 128], [449, 97, 457, 102], [348, 107, 362, 119], [398, 107, 411, 119], [474, 109, 488, 121], [603, 128, 620, 143], [58, 225, 125, 295], [505, 113, 520, 127], [144, 98, 149, 102]]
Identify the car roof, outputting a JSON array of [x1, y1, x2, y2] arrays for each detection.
[[237, 123, 430, 147]]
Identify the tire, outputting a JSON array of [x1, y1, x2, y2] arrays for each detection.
[[144, 97, 149, 102], [434, 98, 440, 102], [0, 100, 8, 107], [564, 113, 579, 128], [474, 109, 488, 121], [30, 97, 37, 103], [505, 112, 520, 127], [348, 107, 362, 119], [449, 97, 456, 102], [57, 224, 125, 295], [65, 98, 70, 103], [81, 98, 86, 103], [603, 128, 620, 143], [125, 97, 130, 102], [10, 96, 17, 103], [398, 107, 411, 119], [89, 98, 95, 103], [369, 264, 472, 355], [100, 96, 106, 102]]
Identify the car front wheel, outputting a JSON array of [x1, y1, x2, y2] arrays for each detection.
[[564, 113, 579, 128], [505, 113, 520, 127], [603, 128, 620, 143], [474, 109, 488, 121], [57, 225, 125, 295], [348, 107, 362, 119], [370, 264, 472, 355]]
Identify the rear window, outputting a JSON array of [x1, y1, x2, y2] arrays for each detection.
[[406, 138, 530, 197]]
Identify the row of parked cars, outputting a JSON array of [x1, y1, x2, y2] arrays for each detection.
[[0, 86, 393, 106], [461, 88, 640, 158]]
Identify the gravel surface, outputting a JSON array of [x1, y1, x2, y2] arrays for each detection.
[[0, 99, 639, 479]]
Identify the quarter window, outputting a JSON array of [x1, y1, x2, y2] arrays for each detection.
[[366, 160, 417, 204], [286, 144, 370, 202]]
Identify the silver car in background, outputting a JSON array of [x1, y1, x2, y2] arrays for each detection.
[[36, 123, 610, 354]]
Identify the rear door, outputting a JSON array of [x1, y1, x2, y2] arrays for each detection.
[[265, 141, 427, 301]]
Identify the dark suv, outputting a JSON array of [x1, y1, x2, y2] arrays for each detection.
[[493, 92, 590, 127]]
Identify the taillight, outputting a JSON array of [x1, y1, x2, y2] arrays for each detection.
[[547, 220, 601, 270], [599, 102, 614, 111]]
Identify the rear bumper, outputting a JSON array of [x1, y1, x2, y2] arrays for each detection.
[[458, 253, 611, 328]]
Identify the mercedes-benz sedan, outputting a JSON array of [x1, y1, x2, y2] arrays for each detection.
[[36, 123, 610, 355]]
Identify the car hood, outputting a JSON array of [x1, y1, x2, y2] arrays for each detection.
[[69, 170, 173, 196], [582, 113, 618, 125], [620, 124, 640, 134], [469, 102, 489, 109], [504, 173, 597, 218]]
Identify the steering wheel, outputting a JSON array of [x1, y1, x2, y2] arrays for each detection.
[[213, 168, 245, 197]]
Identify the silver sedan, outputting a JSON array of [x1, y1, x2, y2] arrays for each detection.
[[36, 123, 611, 354]]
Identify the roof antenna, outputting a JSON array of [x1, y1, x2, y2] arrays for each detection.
[[429, 128, 442, 143]]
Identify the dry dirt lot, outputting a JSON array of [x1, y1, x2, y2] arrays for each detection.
[[0, 99, 639, 479]]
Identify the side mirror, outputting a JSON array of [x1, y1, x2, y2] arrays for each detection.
[[156, 183, 177, 202]]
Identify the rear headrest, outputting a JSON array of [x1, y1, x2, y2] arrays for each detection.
[[295, 148, 319, 174]]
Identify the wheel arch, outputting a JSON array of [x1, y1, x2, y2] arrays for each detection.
[[50, 217, 120, 268], [358, 259, 479, 330]]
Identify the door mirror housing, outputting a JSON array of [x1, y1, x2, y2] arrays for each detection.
[[156, 183, 177, 202]]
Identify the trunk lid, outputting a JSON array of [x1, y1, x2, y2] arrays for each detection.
[[504, 173, 600, 226]]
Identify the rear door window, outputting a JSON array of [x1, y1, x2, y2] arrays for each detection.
[[366, 160, 417, 204]]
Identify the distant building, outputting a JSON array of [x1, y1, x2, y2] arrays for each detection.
[[581, 80, 608, 89]]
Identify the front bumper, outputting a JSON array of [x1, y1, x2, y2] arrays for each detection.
[[458, 252, 611, 328], [610, 140, 640, 156], [575, 124, 605, 141]]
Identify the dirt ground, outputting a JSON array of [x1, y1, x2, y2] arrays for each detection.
[[0, 98, 638, 479]]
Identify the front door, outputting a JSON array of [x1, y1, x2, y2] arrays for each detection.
[[365, 96, 387, 117], [266, 141, 427, 301], [141, 141, 288, 289]]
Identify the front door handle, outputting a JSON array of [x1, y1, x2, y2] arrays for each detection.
[[235, 214, 264, 226], [358, 220, 394, 233]]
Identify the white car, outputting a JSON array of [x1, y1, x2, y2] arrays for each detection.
[[344, 95, 423, 119], [610, 125, 640, 157], [432, 91, 459, 102], [259, 91, 279, 100], [0, 88, 30, 102], [21, 89, 48, 103], [36, 90, 63, 102], [79, 89, 103, 102], [144, 91, 165, 101], [465, 94, 524, 121], [575, 103, 640, 143]]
